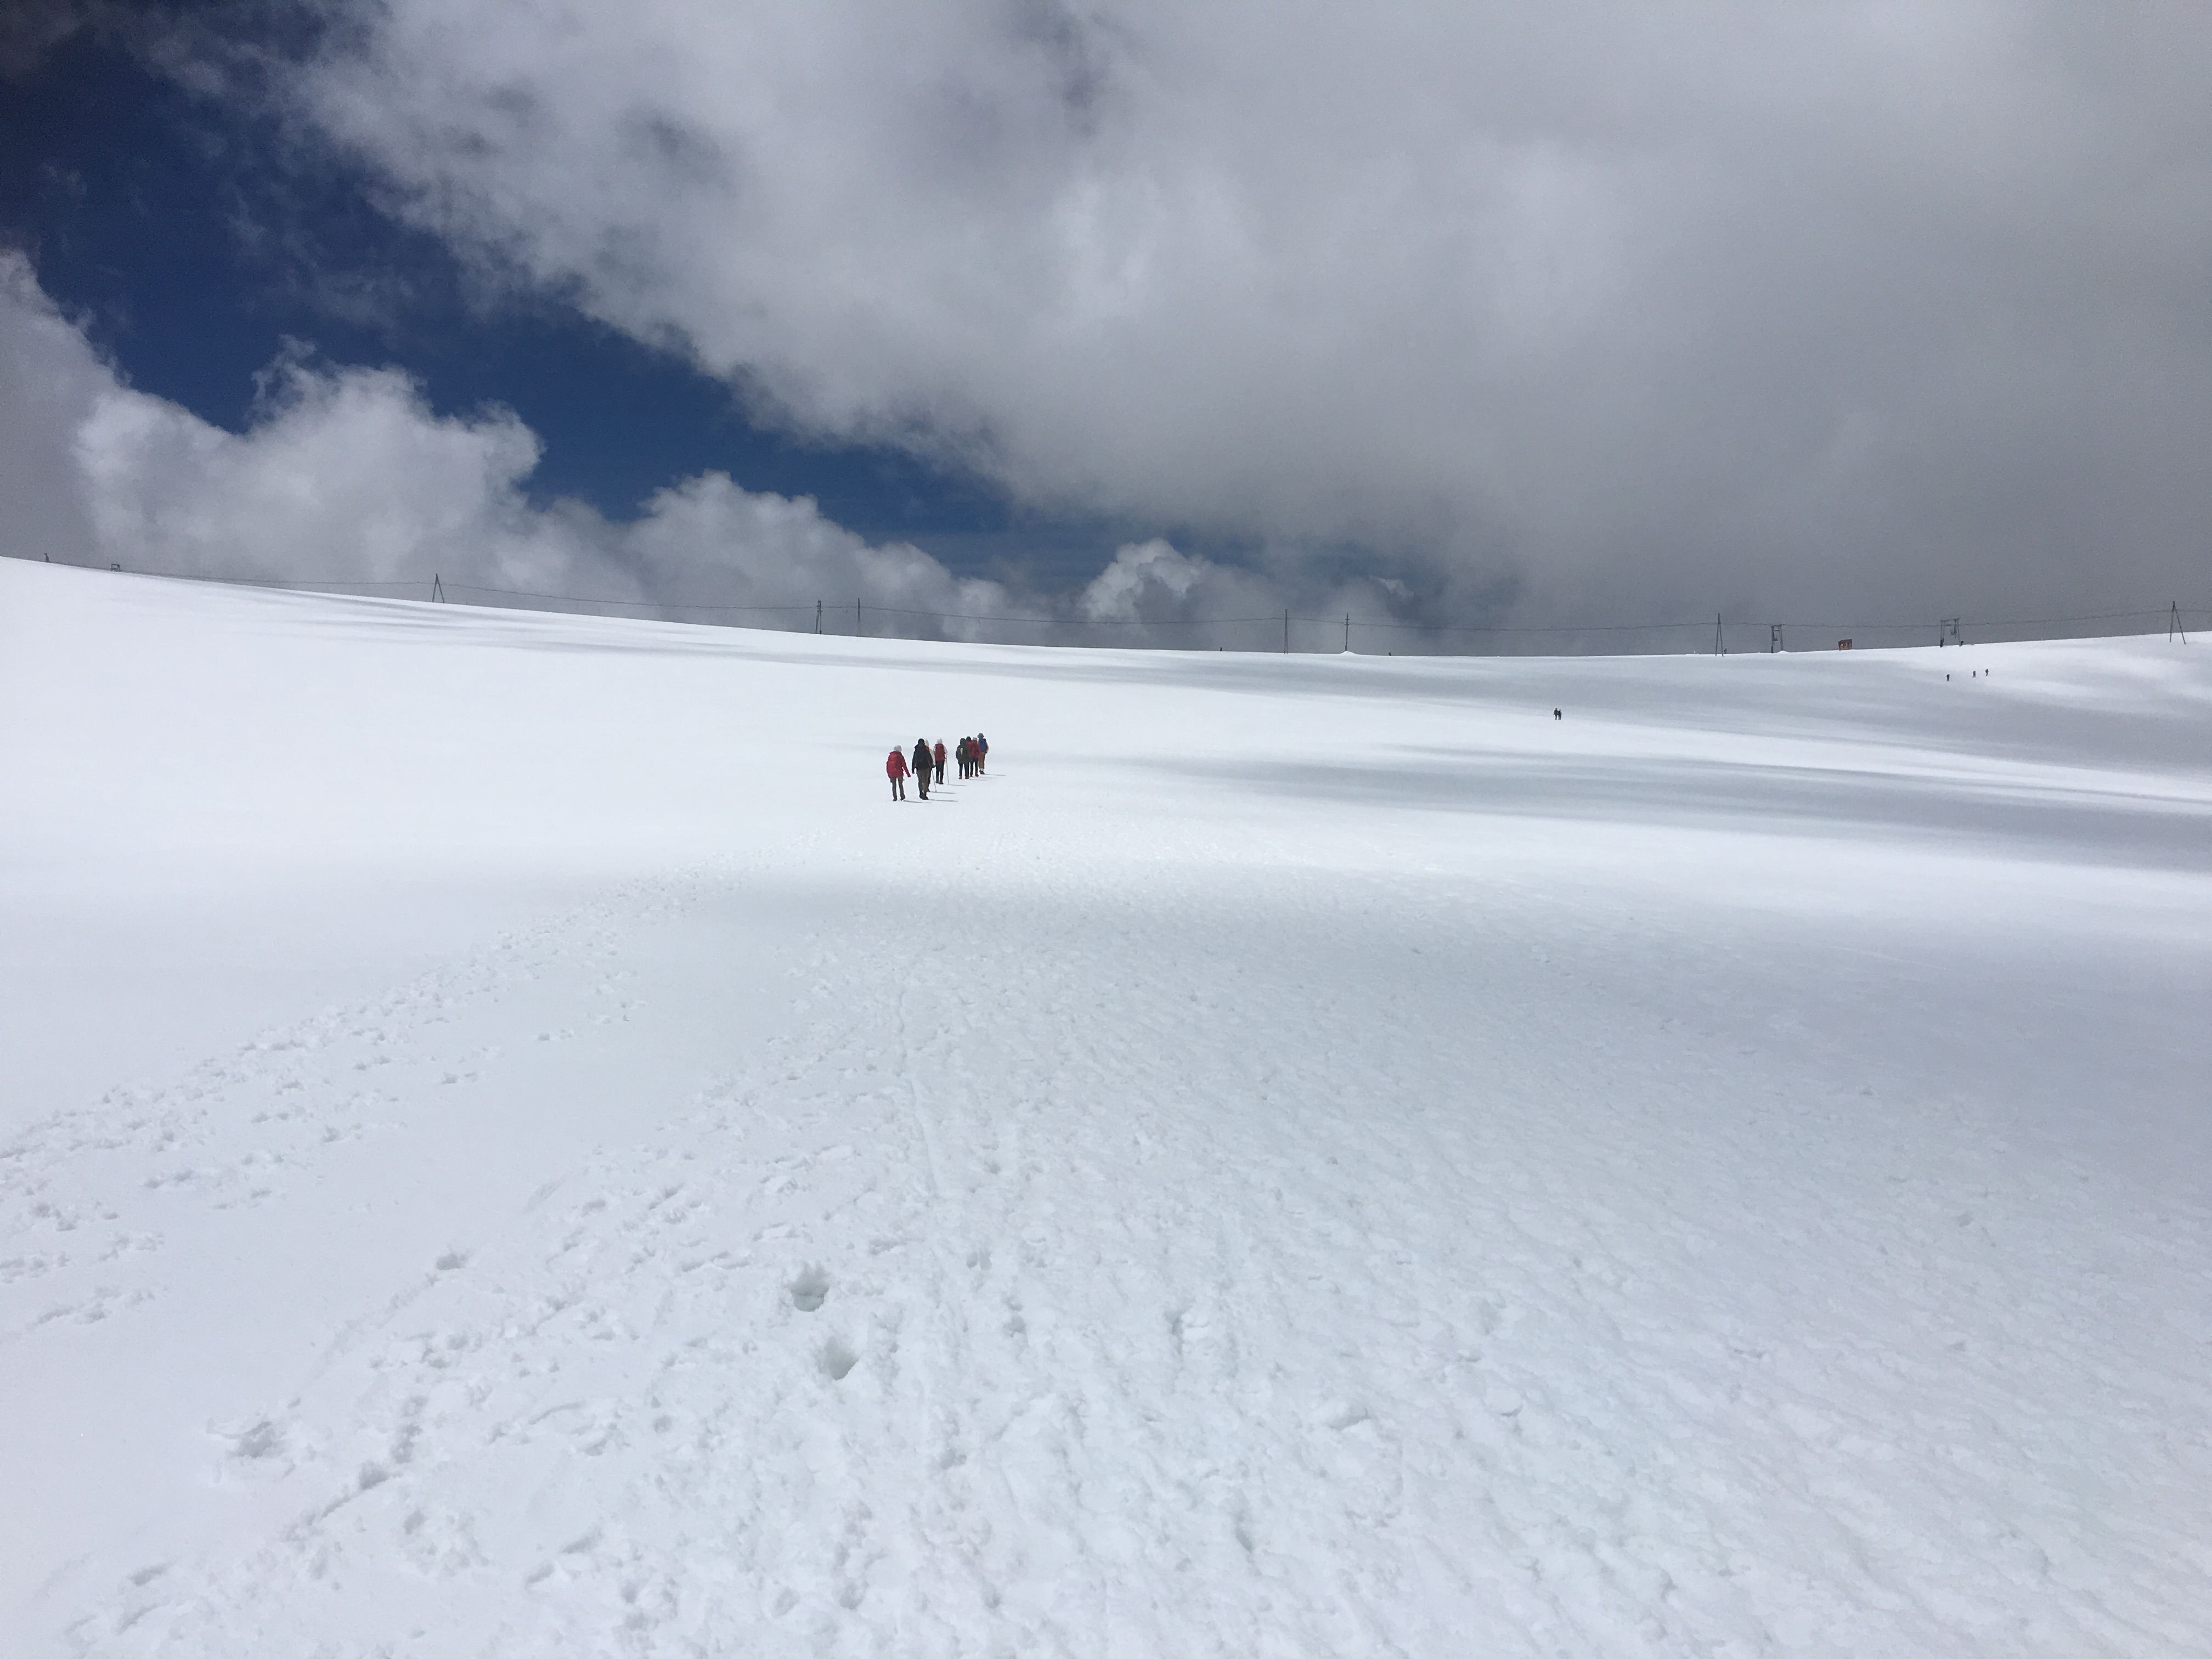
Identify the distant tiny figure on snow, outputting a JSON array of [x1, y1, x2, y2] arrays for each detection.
[[912, 738, 933, 800], [886, 746, 908, 800], [1553, 708, 1562, 720]]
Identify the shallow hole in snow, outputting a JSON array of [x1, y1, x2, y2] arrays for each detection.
[[788, 1266, 830, 1313], [818, 1337, 859, 1381], [230, 1420, 285, 1460]]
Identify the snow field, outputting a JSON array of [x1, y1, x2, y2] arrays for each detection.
[[3, 558, 2210, 1655]]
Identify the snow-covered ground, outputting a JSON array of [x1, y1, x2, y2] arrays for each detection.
[[4, 556, 2209, 1656]]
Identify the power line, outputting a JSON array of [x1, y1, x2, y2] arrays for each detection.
[[442, 583, 815, 614], [177, 579, 2205, 637], [15, 554, 2204, 652]]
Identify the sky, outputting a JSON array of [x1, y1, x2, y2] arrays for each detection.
[[3, 1, 2208, 651]]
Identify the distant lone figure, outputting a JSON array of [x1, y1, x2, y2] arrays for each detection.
[[1553, 708, 1562, 720], [912, 738, 933, 800], [887, 746, 908, 801]]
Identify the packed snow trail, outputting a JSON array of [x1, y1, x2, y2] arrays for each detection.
[[3, 561, 2209, 1655]]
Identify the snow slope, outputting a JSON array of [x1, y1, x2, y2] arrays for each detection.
[[4, 557, 2209, 1656]]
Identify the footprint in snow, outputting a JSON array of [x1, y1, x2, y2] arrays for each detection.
[[818, 1336, 859, 1381]]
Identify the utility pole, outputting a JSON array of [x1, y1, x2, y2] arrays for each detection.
[[1769, 623, 1782, 653], [815, 599, 823, 634], [1283, 610, 1290, 653], [1344, 614, 1351, 653], [431, 573, 444, 602], [2172, 601, 2190, 644], [1940, 616, 1961, 647], [1714, 613, 1724, 655], [856, 599, 862, 635]]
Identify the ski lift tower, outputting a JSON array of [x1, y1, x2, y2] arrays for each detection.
[[1940, 616, 1962, 647]]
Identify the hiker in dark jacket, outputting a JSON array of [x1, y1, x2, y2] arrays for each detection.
[[912, 738, 932, 799]]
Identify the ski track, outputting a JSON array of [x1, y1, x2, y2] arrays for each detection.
[[15, 789, 2208, 1656]]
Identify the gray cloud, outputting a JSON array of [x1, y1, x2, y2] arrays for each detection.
[[255, 0, 2212, 631]]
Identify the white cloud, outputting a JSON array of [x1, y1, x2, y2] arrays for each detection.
[[0, 251, 105, 567], [273, 0, 2212, 626], [0, 252, 1017, 634], [7, 252, 1349, 647], [72, 350, 586, 591]]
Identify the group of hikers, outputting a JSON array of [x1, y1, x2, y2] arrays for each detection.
[[886, 732, 988, 800]]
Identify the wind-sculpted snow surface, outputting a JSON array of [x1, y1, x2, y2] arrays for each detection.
[[2, 561, 2209, 1655]]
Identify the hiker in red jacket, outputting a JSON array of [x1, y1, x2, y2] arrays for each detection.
[[886, 746, 908, 800], [933, 740, 947, 787]]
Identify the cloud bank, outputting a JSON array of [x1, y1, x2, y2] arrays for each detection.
[[259, 0, 2212, 627], [4, 253, 1339, 646]]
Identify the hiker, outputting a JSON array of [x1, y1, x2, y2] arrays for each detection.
[[912, 738, 932, 800], [975, 732, 989, 774], [933, 740, 947, 786], [886, 746, 908, 800], [957, 736, 972, 778]]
